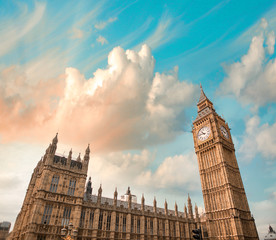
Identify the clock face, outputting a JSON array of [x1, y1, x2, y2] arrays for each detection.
[[197, 126, 211, 141], [220, 126, 229, 139]]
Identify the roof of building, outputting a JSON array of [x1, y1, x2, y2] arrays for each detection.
[[84, 193, 186, 217]]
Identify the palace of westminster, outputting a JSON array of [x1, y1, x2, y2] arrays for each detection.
[[8, 87, 259, 240]]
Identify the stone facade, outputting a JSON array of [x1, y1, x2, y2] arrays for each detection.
[[8, 86, 259, 240], [192, 85, 259, 240], [8, 134, 201, 240]]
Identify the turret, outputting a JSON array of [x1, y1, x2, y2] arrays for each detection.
[[184, 204, 188, 218], [113, 187, 118, 207], [195, 203, 199, 221], [141, 194, 145, 211], [164, 200, 168, 216], [97, 185, 102, 204], [128, 192, 132, 210], [153, 197, 157, 213], [49, 133, 58, 155], [67, 148, 72, 166], [84, 144, 90, 165], [86, 177, 92, 195], [175, 202, 178, 217], [188, 194, 193, 219]]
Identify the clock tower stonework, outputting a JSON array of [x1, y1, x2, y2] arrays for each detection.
[[192, 85, 259, 240]]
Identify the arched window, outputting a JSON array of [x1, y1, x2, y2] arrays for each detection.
[[49, 175, 59, 193]]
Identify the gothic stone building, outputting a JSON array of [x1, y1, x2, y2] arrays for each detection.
[[9, 86, 259, 240], [8, 135, 201, 240]]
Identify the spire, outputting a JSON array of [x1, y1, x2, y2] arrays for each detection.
[[52, 133, 58, 145], [85, 144, 90, 155], [126, 186, 131, 195], [48, 133, 58, 155], [198, 84, 208, 104]]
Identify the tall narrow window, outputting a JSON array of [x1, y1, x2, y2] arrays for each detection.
[[89, 211, 94, 228], [115, 215, 119, 231], [106, 213, 111, 231], [173, 222, 176, 237], [98, 211, 103, 230], [49, 175, 59, 193], [122, 216, 126, 232], [137, 218, 140, 234], [41, 204, 52, 224], [144, 218, 147, 234], [61, 207, 71, 226], [131, 217, 134, 233], [68, 179, 76, 196], [150, 219, 153, 235], [80, 209, 86, 228], [163, 221, 165, 236]]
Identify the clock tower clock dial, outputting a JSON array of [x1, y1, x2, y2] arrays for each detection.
[[220, 125, 229, 139], [197, 126, 210, 141], [192, 84, 259, 240]]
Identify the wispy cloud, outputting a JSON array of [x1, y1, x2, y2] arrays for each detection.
[[95, 17, 118, 30], [138, 11, 184, 50], [69, 27, 85, 39], [0, 2, 46, 57], [96, 35, 108, 45]]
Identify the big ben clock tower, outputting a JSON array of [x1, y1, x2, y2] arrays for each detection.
[[192, 85, 259, 240]]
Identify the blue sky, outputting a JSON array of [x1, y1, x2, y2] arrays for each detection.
[[1, 0, 276, 238]]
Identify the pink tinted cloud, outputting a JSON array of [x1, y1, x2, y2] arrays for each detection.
[[0, 45, 198, 151]]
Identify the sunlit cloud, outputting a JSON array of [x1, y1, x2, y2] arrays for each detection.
[[239, 115, 276, 162], [0, 44, 198, 151], [218, 19, 276, 108]]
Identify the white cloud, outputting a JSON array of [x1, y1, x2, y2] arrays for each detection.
[[218, 19, 276, 107], [239, 115, 276, 162], [0, 44, 198, 151], [136, 152, 200, 191], [96, 35, 108, 45], [86, 149, 200, 207], [94, 17, 117, 30], [0, 2, 46, 57]]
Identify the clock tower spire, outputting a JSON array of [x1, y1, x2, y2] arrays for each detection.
[[192, 85, 259, 240]]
